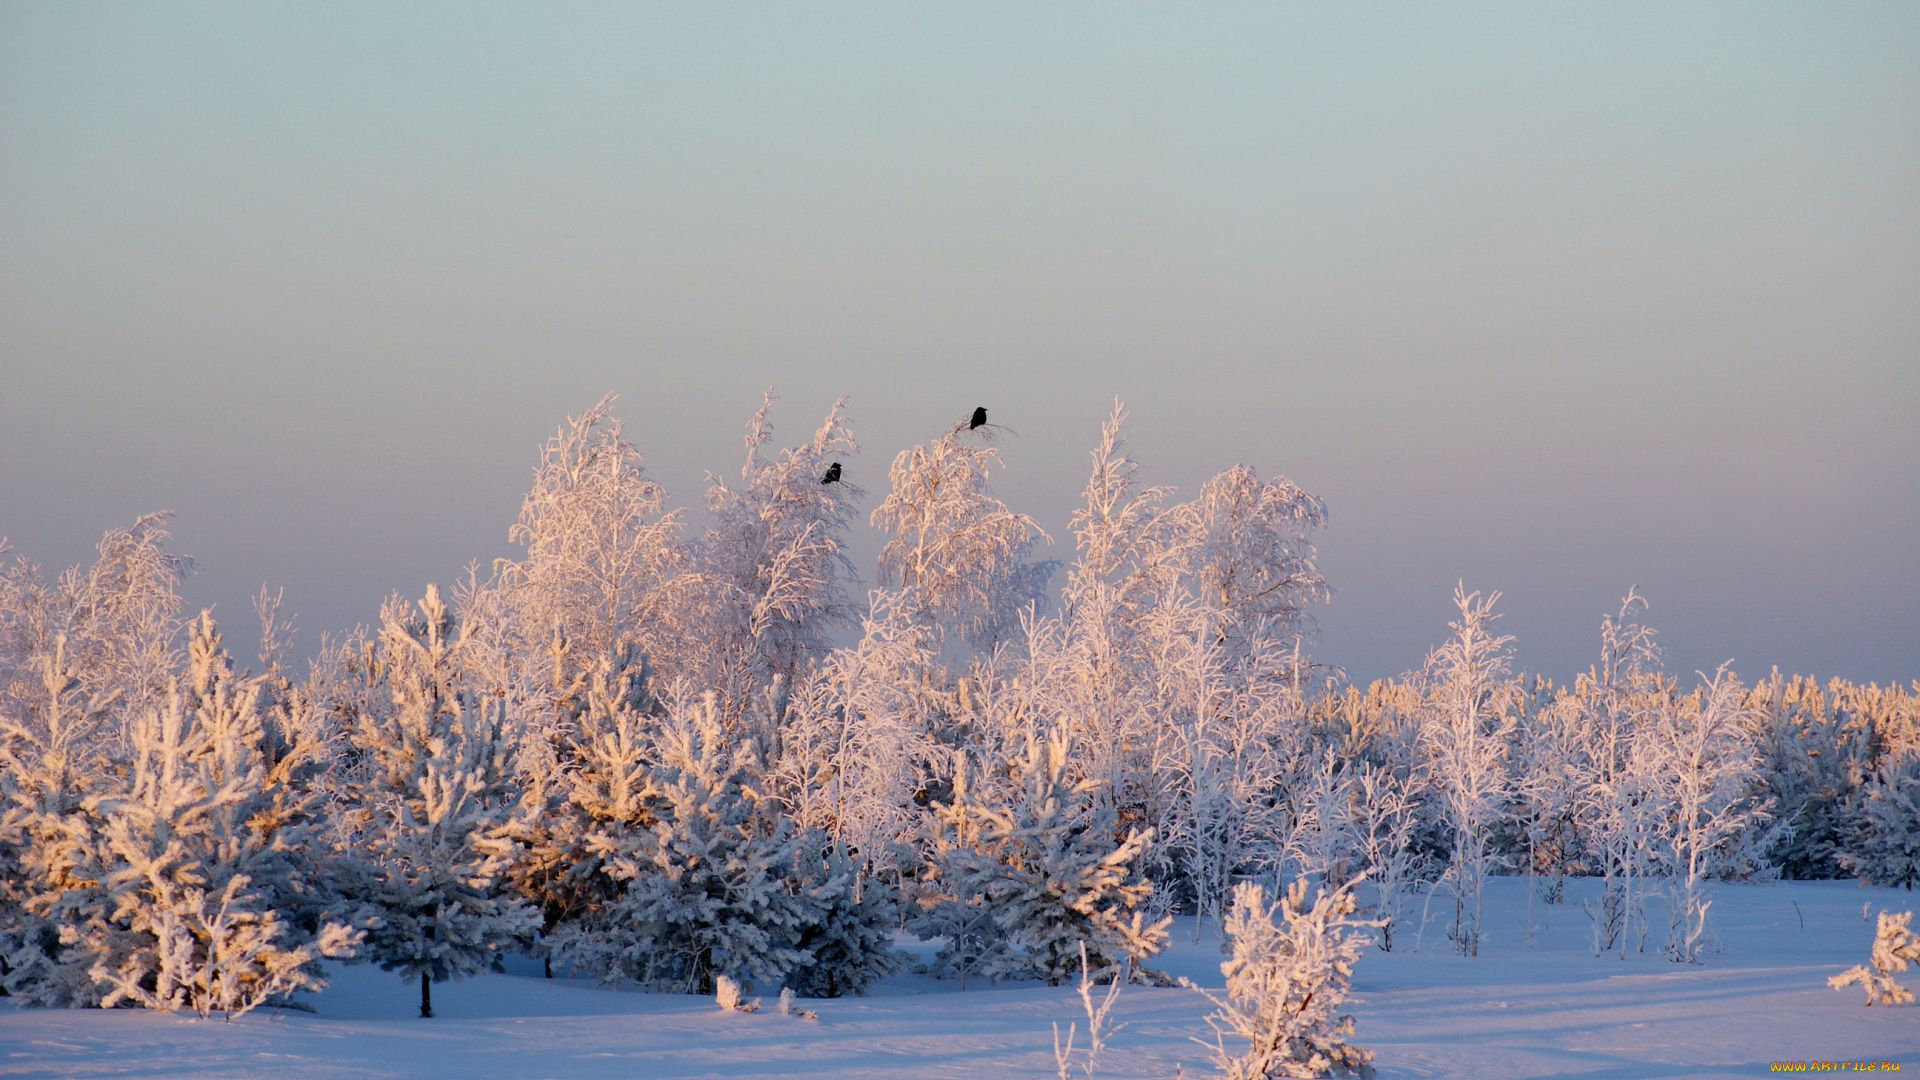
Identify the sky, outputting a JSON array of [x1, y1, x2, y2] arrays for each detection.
[[2, 2, 1916, 687]]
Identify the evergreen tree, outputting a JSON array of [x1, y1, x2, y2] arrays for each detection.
[[783, 847, 904, 998], [337, 587, 539, 1017], [1841, 752, 1920, 890], [16, 616, 356, 1016], [551, 695, 818, 994], [922, 731, 1167, 986], [0, 637, 117, 1006]]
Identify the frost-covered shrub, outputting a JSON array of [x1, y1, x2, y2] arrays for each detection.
[[1186, 879, 1379, 1080], [713, 973, 759, 1011], [1829, 909, 1920, 1006]]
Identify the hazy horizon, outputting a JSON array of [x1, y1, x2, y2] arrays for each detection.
[[4, 3, 1916, 687]]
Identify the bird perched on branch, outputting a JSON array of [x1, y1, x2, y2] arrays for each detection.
[[969, 406, 987, 430], [820, 462, 842, 485]]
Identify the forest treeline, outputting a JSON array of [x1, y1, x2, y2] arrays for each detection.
[[1, 395, 1915, 1020]]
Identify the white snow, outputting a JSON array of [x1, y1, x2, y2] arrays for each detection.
[[4, 877, 1914, 1079]]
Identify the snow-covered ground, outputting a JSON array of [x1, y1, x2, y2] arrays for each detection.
[[3, 878, 1915, 1079]]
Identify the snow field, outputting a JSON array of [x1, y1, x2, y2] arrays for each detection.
[[3, 878, 1915, 1079]]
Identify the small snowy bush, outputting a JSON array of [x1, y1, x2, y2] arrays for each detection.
[[713, 973, 759, 1012], [1829, 909, 1920, 1006], [1185, 879, 1380, 1080], [1052, 941, 1124, 1080]]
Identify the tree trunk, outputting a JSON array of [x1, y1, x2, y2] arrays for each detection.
[[420, 972, 433, 1019]]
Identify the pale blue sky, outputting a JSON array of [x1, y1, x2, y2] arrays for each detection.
[[3, 3, 1915, 684]]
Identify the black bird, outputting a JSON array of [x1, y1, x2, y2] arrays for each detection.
[[969, 406, 987, 430], [821, 462, 842, 485]]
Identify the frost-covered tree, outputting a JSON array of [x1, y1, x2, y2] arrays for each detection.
[[1185, 879, 1380, 1080], [1829, 909, 1920, 1006], [1416, 586, 1516, 957], [1346, 761, 1425, 951], [697, 393, 864, 709], [1747, 672, 1873, 880], [336, 587, 539, 1017], [1515, 692, 1588, 905], [22, 616, 356, 1017], [0, 633, 117, 1004], [782, 846, 904, 998], [1053, 403, 1176, 813], [1842, 752, 1920, 890], [1283, 752, 1360, 891], [775, 589, 940, 884], [1566, 593, 1667, 957], [871, 425, 1055, 654], [551, 695, 819, 994], [1154, 464, 1328, 660], [500, 395, 688, 680], [55, 514, 195, 723], [0, 520, 207, 1008], [920, 730, 1168, 986], [1650, 666, 1764, 963], [506, 641, 661, 973]]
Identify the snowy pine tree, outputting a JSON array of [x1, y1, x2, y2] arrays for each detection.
[[336, 587, 539, 1017], [53, 615, 355, 1016], [0, 520, 198, 1006], [551, 694, 818, 994], [1840, 751, 1920, 890], [783, 846, 904, 998], [923, 731, 1168, 986], [0, 636, 118, 1005]]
